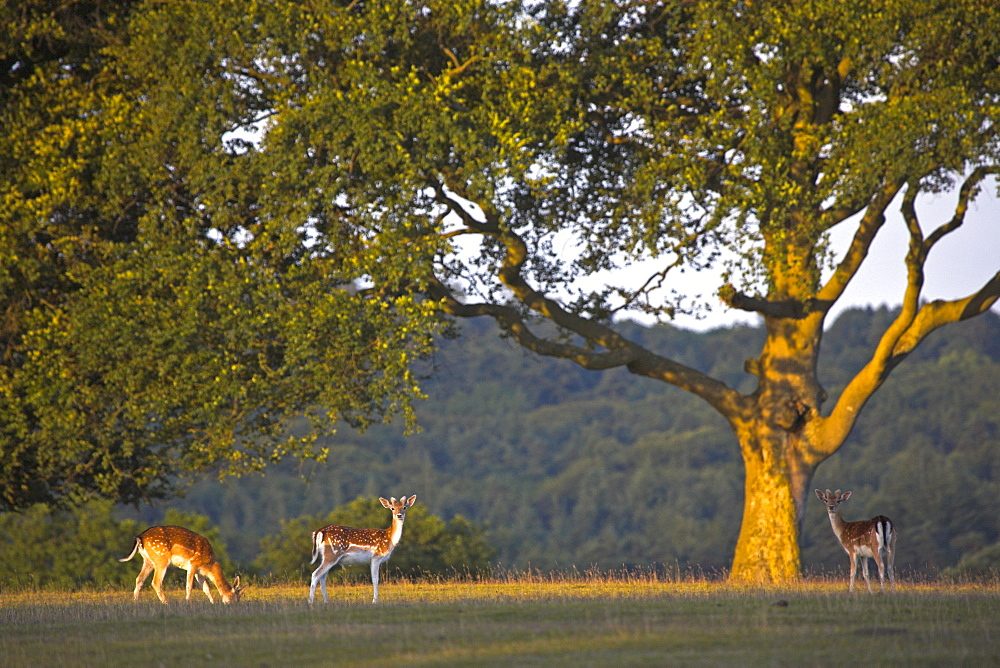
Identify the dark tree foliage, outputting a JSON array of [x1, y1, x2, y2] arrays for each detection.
[[0, 501, 234, 590], [134, 309, 1000, 577]]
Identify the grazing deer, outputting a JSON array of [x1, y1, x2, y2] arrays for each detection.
[[308, 495, 417, 604], [119, 526, 244, 604], [815, 489, 896, 593]]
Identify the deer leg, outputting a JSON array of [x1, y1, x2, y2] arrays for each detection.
[[195, 572, 215, 603], [370, 558, 381, 604], [133, 559, 154, 601], [184, 567, 197, 600], [151, 566, 169, 604], [887, 535, 897, 590], [308, 551, 340, 604], [848, 552, 857, 592], [873, 552, 887, 592], [860, 556, 873, 593]]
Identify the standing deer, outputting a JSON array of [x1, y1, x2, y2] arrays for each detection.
[[308, 494, 417, 604], [119, 526, 244, 604], [815, 489, 897, 592]]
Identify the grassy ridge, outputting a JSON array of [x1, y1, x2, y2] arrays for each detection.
[[2, 577, 998, 666]]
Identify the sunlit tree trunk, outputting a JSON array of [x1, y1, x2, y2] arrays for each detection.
[[726, 312, 827, 583], [729, 428, 816, 583]]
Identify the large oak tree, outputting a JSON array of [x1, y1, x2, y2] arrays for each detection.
[[3, 1, 999, 581]]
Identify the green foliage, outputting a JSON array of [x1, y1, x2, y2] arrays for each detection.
[[2, 0, 998, 586], [0, 500, 139, 589], [807, 334, 1000, 573], [3, 309, 990, 584], [941, 544, 1000, 581], [255, 496, 495, 581], [0, 1, 443, 511]]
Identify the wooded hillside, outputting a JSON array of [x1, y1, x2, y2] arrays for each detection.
[[122, 307, 1000, 577]]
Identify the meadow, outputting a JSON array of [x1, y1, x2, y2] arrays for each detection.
[[2, 573, 998, 667]]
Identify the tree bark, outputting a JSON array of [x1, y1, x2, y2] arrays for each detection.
[[725, 311, 827, 583], [729, 426, 816, 583]]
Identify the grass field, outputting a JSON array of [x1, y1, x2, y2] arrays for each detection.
[[2, 574, 998, 666]]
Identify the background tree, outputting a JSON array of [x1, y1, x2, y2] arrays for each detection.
[[140, 309, 1000, 577], [0, 1, 442, 511], [0, 500, 139, 590], [0, 501, 236, 590]]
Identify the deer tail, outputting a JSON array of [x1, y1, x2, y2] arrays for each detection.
[[118, 536, 141, 563], [876, 517, 893, 550], [310, 531, 322, 564]]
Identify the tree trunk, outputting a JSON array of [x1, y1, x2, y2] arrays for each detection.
[[729, 428, 816, 583], [727, 313, 825, 584]]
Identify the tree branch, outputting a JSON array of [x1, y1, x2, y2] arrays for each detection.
[[718, 285, 809, 319], [427, 221, 744, 415], [816, 171, 1000, 459], [427, 277, 638, 370], [816, 179, 905, 306]]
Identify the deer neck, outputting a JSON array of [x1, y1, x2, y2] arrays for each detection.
[[202, 563, 233, 598], [217, 578, 234, 599], [388, 515, 406, 547], [827, 511, 847, 538]]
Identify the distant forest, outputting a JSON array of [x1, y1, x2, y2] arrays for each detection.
[[121, 307, 1000, 578]]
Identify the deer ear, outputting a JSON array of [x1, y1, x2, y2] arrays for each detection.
[[380, 497, 391, 508], [815, 489, 825, 501], [407, 494, 417, 506], [841, 491, 852, 502]]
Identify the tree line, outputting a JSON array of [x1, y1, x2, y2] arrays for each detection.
[[0, 496, 494, 591], [4, 307, 994, 589], [181, 307, 997, 578]]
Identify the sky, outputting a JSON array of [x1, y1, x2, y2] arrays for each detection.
[[636, 184, 1000, 331]]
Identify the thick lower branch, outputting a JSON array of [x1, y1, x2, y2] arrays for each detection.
[[820, 274, 1000, 458], [428, 276, 743, 413], [428, 280, 637, 370], [718, 285, 829, 320]]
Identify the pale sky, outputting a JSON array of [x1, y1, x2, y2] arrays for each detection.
[[651, 184, 1000, 331], [448, 181, 998, 331]]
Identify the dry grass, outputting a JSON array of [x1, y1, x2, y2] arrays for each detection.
[[3, 573, 999, 666]]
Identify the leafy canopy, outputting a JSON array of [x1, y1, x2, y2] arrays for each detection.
[[1, 1, 443, 510], [2, 0, 998, 550]]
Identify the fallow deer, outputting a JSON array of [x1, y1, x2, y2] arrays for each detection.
[[308, 495, 417, 604], [119, 525, 244, 604], [816, 489, 897, 592]]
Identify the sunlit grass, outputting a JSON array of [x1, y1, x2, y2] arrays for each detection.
[[3, 572, 1000, 666]]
